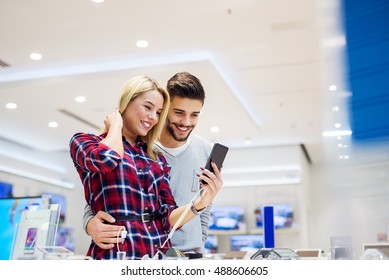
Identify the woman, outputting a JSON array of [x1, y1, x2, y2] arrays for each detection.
[[69, 76, 222, 259]]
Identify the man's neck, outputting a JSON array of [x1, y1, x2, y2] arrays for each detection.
[[159, 129, 187, 148]]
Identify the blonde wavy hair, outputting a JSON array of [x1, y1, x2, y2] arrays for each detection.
[[117, 75, 170, 160]]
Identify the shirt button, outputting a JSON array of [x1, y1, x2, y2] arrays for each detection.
[[155, 244, 158, 248], [139, 168, 142, 172], [148, 226, 151, 229], [145, 207, 148, 210]]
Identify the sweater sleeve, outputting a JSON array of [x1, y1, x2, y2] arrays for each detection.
[[200, 202, 212, 241], [82, 203, 94, 233]]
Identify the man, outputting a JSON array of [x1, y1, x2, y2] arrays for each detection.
[[83, 72, 216, 254]]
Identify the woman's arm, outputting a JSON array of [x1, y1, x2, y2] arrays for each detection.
[[168, 161, 223, 227], [100, 108, 124, 157], [69, 109, 124, 173]]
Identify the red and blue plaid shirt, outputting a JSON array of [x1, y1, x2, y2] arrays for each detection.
[[69, 132, 177, 259]]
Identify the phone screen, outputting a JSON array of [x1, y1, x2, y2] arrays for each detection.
[[205, 143, 229, 172], [24, 228, 37, 253]]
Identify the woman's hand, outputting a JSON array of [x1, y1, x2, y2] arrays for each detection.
[[168, 161, 224, 227], [196, 161, 223, 208], [101, 108, 124, 157], [104, 108, 123, 133]]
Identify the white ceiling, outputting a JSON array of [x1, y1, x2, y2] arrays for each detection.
[[0, 0, 349, 166]]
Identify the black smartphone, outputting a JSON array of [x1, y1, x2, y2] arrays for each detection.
[[200, 143, 229, 184]]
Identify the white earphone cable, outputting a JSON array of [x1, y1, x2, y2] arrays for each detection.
[[152, 188, 204, 259]]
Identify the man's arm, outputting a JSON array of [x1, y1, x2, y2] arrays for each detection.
[[83, 204, 123, 249], [200, 202, 212, 242], [83, 203, 94, 232]]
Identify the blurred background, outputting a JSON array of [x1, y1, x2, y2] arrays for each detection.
[[1, 0, 388, 259]]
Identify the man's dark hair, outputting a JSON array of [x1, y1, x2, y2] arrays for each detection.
[[166, 72, 205, 104]]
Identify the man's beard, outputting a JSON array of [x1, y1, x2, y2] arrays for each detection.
[[166, 120, 194, 142]]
